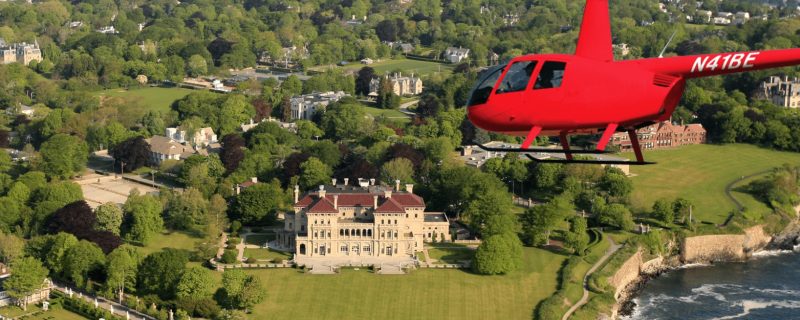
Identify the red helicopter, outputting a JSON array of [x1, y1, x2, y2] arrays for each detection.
[[466, 0, 800, 165]]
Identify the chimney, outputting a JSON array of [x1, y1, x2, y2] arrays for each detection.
[[251, 177, 258, 183], [318, 185, 326, 198], [369, 178, 376, 186], [235, 184, 241, 195], [332, 178, 337, 186], [293, 185, 299, 203], [384, 189, 392, 199], [343, 178, 349, 186], [395, 180, 401, 191], [333, 195, 338, 209], [373, 195, 378, 208], [406, 184, 414, 194]]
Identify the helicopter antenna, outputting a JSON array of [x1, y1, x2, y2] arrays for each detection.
[[658, 30, 677, 58]]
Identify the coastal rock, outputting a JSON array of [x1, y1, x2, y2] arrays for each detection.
[[766, 220, 800, 250]]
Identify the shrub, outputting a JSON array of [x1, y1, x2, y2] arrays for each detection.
[[246, 257, 257, 264], [221, 250, 238, 264]]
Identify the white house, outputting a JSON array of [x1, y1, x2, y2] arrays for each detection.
[[445, 47, 470, 64]]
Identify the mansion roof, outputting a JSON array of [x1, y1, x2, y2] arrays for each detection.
[[295, 186, 426, 213]]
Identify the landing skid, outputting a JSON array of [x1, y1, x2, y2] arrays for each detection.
[[524, 154, 655, 166], [473, 142, 610, 155]]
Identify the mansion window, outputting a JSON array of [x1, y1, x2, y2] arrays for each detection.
[[363, 246, 371, 252], [340, 245, 347, 252]]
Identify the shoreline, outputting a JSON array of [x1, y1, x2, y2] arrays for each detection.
[[612, 219, 800, 319]]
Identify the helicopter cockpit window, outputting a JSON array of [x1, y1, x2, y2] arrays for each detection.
[[534, 61, 566, 89], [495, 61, 537, 94], [467, 65, 504, 106]]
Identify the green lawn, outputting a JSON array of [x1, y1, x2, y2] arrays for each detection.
[[137, 231, 203, 256], [243, 248, 292, 261], [314, 58, 453, 78], [245, 247, 565, 320], [94, 87, 195, 113], [427, 243, 475, 264], [0, 305, 87, 320], [627, 144, 800, 224], [361, 105, 410, 122], [244, 233, 275, 246]]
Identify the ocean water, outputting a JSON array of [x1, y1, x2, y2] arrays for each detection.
[[626, 251, 800, 320]]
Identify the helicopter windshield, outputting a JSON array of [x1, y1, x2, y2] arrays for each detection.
[[467, 65, 504, 107]]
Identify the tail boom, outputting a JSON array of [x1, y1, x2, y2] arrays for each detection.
[[620, 48, 800, 78]]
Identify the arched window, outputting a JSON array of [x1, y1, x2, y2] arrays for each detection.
[[299, 244, 306, 255], [345, 229, 350, 236], [368, 229, 372, 237], [356, 229, 361, 236], [340, 229, 344, 236], [394, 219, 398, 225], [314, 232, 318, 238]]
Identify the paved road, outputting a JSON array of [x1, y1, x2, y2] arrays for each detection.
[[398, 99, 419, 116], [562, 237, 621, 320], [53, 283, 155, 320]]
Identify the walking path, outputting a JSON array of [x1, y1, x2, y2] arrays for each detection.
[[398, 99, 419, 116], [53, 283, 155, 320], [562, 238, 621, 320]]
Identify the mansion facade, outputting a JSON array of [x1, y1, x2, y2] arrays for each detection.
[[610, 121, 706, 151], [278, 180, 451, 259]]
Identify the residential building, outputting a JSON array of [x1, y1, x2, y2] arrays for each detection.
[[694, 10, 712, 23], [360, 58, 373, 65], [0, 39, 42, 66], [756, 76, 800, 108], [146, 135, 197, 164], [278, 180, 451, 262], [96, 26, 118, 34], [0, 264, 53, 308], [610, 121, 706, 151], [398, 43, 414, 54], [445, 47, 470, 64], [165, 127, 218, 147], [369, 73, 423, 96], [290, 91, 348, 120], [613, 43, 631, 57], [733, 12, 750, 25]]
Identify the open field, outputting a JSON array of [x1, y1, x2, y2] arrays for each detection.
[[94, 87, 195, 113], [361, 105, 410, 122], [137, 231, 202, 256], [427, 243, 475, 264], [244, 247, 565, 320], [626, 144, 800, 224], [313, 58, 453, 78], [244, 248, 292, 261]]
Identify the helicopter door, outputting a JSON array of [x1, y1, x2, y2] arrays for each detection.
[[530, 61, 567, 121], [491, 60, 538, 124]]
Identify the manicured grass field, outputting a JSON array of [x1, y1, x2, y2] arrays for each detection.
[[316, 58, 453, 78], [361, 105, 410, 122], [427, 243, 475, 264], [137, 231, 202, 256], [246, 247, 566, 320], [626, 144, 800, 224], [243, 248, 292, 261], [94, 87, 195, 113]]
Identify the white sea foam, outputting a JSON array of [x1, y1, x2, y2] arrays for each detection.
[[678, 262, 711, 269], [712, 300, 800, 320], [752, 249, 794, 257]]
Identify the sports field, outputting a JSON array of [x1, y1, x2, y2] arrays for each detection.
[[94, 87, 195, 113], [627, 144, 800, 224], [316, 58, 453, 78], [245, 247, 565, 320]]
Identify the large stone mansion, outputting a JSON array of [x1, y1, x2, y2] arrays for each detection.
[[277, 179, 451, 261], [610, 121, 706, 151], [0, 39, 42, 66]]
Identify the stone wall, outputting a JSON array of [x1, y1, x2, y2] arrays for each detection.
[[608, 249, 643, 300], [681, 225, 771, 264]]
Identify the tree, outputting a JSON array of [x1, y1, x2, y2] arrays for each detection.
[[599, 170, 633, 200], [220, 269, 266, 312], [305, 140, 342, 168], [295, 120, 324, 140], [520, 199, 567, 246], [652, 199, 674, 225], [320, 103, 368, 140], [25, 232, 77, 277], [0, 231, 24, 264], [564, 217, 589, 255], [231, 180, 287, 225], [177, 266, 214, 300], [39, 134, 88, 179], [106, 245, 139, 303], [4, 257, 48, 310], [95, 202, 124, 235], [164, 188, 208, 231], [221, 134, 246, 173], [673, 198, 693, 225], [187, 55, 208, 76], [122, 190, 164, 245], [111, 136, 150, 172], [473, 233, 523, 275], [64, 240, 105, 289], [380, 157, 414, 185], [598, 204, 635, 231], [530, 163, 563, 191], [355, 67, 375, 96], [138, 249, 188, 300], [376, 77, 400, 109], [299, 157, 332, 190]]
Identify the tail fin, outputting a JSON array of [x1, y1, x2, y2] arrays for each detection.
[[575, 0, 613, 62], [620, 49, 800, 78]]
